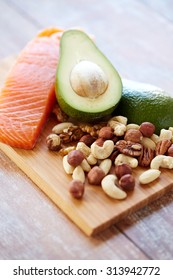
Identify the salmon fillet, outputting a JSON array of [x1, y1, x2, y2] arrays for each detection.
[[0, 28, 62, 149]]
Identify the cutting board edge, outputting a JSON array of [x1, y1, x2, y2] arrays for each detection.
[[91, 182, 173, 236], [1, 142, 173, 237], [0, 142, 99, 236]]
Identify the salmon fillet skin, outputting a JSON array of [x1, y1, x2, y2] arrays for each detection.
[[0, 29, 62, 149]]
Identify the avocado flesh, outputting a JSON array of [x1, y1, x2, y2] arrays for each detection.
[[116, 79, 173, 134], [55, 30, 122, 122]]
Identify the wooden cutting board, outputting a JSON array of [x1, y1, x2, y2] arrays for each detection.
[[0, 57, 173, 236]]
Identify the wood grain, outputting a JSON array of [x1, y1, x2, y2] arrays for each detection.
[[0, 147, 148, 260], [0, 57, 173, 236], [117, 190, 173, 259], [1, 0, 173, 260]]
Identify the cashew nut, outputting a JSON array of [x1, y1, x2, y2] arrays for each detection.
[[99, 159, 112, 175], [91, 140, 114, 159], [81, 159, 91, 172], [113, 123, 127, 136], [101, 174, 127, 199], [150, 155, 173, 169], [139, 169, 161, 184], [126, 123, 140, 130], [86, 154, 97, 165], [108, 116, 127, 136], [72, 166, 85, 183], [115, 154, 138, 168], [76, 142, 91, 157], [150, 155, 164, 169], [169, 127, 173, 133], [109, 116, 128, 125], [159, 129, 172, 141], [62, 155, 74, 174], [108, 120, 126, 136], [169, 127, 173, 142], [140, 137, 156, 150], [150, 133, 159, 144], [160, 156, 173, 169]]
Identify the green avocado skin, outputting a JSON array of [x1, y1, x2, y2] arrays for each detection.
[[116, 83, 173, 134], [57, 90, 120, 122]]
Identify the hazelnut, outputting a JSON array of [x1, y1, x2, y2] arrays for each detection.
[[139, 122, 155, 137], [119, 174, 135, 191], [109, 148, 119, 162], [111, 135, 119, 144], [79, 134, 95, 146], [115, 163, 132, 179], [46, 133, 61, 151], [87, 166, 105, 185], [98, 126, 114, 139], [124, 129, 143, 143], [69, 179, 85, 199], [167, 144, 173, 157], [67, 150, 85, 167], [95, 138, 105, 147]]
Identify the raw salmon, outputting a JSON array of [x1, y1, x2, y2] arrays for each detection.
[[0, 28, 63, 149]]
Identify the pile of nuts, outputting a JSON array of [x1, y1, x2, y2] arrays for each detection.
[[46, 115, 173, 200]]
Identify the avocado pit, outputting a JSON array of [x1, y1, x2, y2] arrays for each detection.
[[70, 60, 108, 98]]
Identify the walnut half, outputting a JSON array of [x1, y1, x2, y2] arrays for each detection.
[[115, 140, 142, 157]]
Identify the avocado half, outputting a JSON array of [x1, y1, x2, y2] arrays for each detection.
[[55, 30, 122, 122]]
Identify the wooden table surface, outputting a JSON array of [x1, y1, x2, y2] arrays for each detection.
[[0, 0, 173, 260]]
